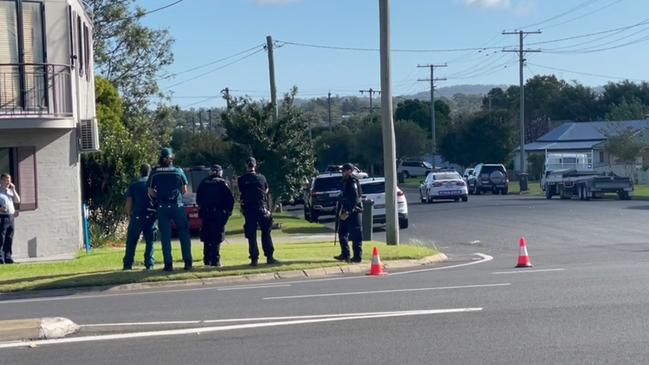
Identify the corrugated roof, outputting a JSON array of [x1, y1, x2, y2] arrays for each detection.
[[536, 120, 649, 142], [524, 140, 602, 152]]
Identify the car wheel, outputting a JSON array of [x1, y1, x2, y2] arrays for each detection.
[[454, 197, 460, 202], [545, 186, 553, 199], [420, 194, 426, 204], [502, 188, 508, 195], [462, 196, 468, 202], [474, 186, 481, 195], [310, 209, 319, 222], [427, 197, 433, 204]]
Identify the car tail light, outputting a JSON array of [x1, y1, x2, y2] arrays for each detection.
[[397, 189, 404, 197], [311, 192, 321, 197], [456, 181, 465, 186], [433, 182, 442, 187]]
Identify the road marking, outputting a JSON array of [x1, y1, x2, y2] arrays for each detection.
[[0, 308, 483, 349], [389, 253, 493, 276], [217, 284, 291, 291], [81, 309, 470, 327], [263, 283, 511, 300], [491, 268, 566, 275], [0, 253, 493, 305]]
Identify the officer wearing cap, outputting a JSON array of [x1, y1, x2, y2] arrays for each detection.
[[335, 163, 364, 263], [123, 164, 157, 270], [237, 157, 277, 266], [148, 148, 193, 271], [196, 164, 234, 267]]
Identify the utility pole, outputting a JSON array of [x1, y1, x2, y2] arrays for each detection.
[[503, 30, 541, 190], [191, 115, 195, 135], [417, 63, 446, 170], [328, 91, 333, 131], [198, 110, 204, 131], [379, 0, 398, 246], [208, 109, 213, 131], [221, 87, 231, 110], [359, 88, 381, 118], [266, 35, 278, 123]]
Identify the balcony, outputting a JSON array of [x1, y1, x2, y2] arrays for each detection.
[[0, 63, 72, 118]]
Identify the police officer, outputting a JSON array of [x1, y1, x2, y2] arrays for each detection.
[[237, 157, 277, 266], [335, 163, 363, 263], [196, 164, 234, 267], [123, 164, 157, 271], [147, 148, 193, 271], [0, 173, 20, 264]]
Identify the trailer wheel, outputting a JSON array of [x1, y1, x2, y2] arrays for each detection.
[[618, 191, 631, 200], [583, 186, 591, 201], [559, 186, 571, 200], [545, 186, 553, 199]]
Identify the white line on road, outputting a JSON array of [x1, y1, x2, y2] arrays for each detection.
[[217, 284, 291, 291], [0, 253, 493, 305], [263, 283, 511, 300], [491, 268, 566, 275], [0, 308, 483, 349], [81, 310, 468, 327]]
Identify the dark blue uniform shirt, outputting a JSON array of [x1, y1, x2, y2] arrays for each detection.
[[127, 177, 153, 215], [147, 166, 188, 206]]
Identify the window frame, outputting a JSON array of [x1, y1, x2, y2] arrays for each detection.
[[0, 146, 38, 211]]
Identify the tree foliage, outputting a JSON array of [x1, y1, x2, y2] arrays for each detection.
[[86, 0, 174, 112], [222, 88, 316, 205]]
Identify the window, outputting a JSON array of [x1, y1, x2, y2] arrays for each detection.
[[77, 15, 83, 77], [599, 151, 605, 163], [83, 23, 90, 81], [0, 147, 37, 211]]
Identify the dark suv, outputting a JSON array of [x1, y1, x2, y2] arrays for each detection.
[[469, 163, 509, 195], [304, 173, 343, 222]]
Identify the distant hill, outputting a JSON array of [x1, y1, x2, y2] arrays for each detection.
[[405, 84, 510, 99]]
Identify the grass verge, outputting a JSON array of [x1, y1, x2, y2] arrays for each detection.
[[0, 242, 437, 293]]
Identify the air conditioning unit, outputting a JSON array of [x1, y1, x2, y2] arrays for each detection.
[[79, 118, 100, 152]]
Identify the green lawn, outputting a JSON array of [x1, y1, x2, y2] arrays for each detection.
[[224, 210, 331, 236], [507, 181, 543, 195], [0, 242, 437, 293]]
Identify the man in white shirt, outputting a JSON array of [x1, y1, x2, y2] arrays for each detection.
[[0, 173, 20, 264]]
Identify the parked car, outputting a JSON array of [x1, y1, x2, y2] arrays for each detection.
[[462, 168, 475, 184], [419, 171, 468, 203], [172, 166, 211, 233], [359, 177, 409, 229], [469, 163, 509, 195], [304, 173, 343, 222], [398, 160, 432, 178]]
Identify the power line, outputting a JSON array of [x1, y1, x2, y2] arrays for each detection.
[[164, 48, 265, 89], [276, 40, 512, 53], [141, 0, 185, 16], [527, 62, 645, 82], [545, 32, 649, 54], [527, 17, 649, 46], [538, 0, 625, 30], [159, 44, 265, 80], [518, 0, 602, 29]]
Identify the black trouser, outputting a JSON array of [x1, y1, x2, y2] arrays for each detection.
[[243, 209, 274, 261], [338, 212, 362, 259], [200, 209, 227, 265], [0, 215, 14, 264]]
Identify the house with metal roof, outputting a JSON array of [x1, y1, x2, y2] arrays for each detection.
[[517, 120, 649, 182]]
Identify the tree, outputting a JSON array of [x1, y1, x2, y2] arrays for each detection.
[[550, 82, 600, 122], [174, 132, 231, 168], [86, 0, 175, 112], [314, 127, 355, 171], [605, 127, 644, 178], [395, 120, 428, 160], [606, 97, 649, 121], [82, 77, 153, 230], [394, 98, 451, 140], [222, 88, 315, 207]]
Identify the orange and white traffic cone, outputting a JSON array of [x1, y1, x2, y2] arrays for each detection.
[[367, 247, 388, 276], [516, 236, 533, 268]]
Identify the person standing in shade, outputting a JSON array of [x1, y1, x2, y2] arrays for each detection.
[[148, 148, 193, 271], [0, 173, 20, 264], [196, 164, 234, 267], [237, 157, 277, 266], [334, 163, 363, 263], [123, 164, 157, 270]]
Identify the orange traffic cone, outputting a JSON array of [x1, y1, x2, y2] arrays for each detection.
[[367, 247, 388, 276], [516, 236, 533, 268]]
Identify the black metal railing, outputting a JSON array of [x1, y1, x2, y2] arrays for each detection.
[[0, 63, 72, 117]]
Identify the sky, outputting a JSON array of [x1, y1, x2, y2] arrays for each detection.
[[137, 0, 649, 108]]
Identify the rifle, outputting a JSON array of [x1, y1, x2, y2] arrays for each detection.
[[333, 201, 340, 246]]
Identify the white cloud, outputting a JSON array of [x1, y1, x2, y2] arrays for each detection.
[[464, 0, 511, 9], [251, 0, 301, 5]]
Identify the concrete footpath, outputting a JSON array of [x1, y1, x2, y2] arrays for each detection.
[[0, 253, 447, 342]]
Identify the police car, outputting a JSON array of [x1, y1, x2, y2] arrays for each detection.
[[359, 177, 409, 229], [171, 166, 211, 233]]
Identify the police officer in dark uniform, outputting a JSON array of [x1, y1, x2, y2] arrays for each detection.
[[196, 164, 234, 267], [123, 164, 157, 270], [147, 148, 193, 271], [335, 163, 364, 263], [237, 157, 277, 266]]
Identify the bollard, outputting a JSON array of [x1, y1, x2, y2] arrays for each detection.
[[519, 172, 529, 193], [361, 199, 374, 241]]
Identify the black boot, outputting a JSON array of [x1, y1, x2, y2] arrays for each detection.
[[334, 254, 351, 262], [163, 263, 173, 272]]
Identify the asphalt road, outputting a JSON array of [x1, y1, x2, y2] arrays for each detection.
[[2, 191, 649, 364]]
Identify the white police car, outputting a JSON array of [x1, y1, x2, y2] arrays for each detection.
[[359, 177, 408, 229]]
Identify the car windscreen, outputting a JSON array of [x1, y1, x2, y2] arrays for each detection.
[[361, 182, 384, 194], [433, 173, 460, 180], [313, 176, 342, 191], [480, 165, 506, 175]]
